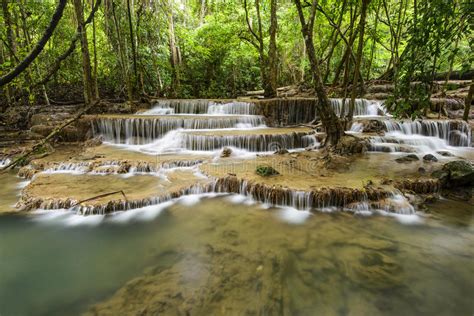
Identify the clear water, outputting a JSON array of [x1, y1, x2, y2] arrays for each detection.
[[0, 190, 473, 315]]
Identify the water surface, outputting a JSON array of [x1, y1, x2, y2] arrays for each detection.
[[0, 194, 472, 315]]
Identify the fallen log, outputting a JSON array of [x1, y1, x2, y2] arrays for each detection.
[[69, 190, 129, 209], [0, 100, 99, 172]]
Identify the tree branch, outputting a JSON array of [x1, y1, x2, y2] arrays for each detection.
[[33, 0, 102, 88], [0, 0, 68, 87]]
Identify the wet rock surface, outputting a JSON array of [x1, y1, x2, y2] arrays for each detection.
[[396, 154, 420, 163], [423, 154, 438, 162], [432, 160, 474, 188]]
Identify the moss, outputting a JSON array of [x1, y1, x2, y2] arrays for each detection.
[[255, 165, 279, 177]]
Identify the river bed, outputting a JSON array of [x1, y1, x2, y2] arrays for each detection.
[[0, 173, 472, 315]]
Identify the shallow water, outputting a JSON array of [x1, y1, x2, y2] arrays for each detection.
[[0, 191, 473, 315]]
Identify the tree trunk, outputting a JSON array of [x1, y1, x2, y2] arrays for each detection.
[[348, 0, 370, 121], [73, 0, 95, 104], [111, 0, 133, 103], [267, 0, 278, 97], [294, 0, 343, 146], [331, 3, 359, 86], [323, 0, 347, 83], [91, 0, 99, 99], [34, 0, 101, 88], [366, 1, 381, 81], [0, 0, 67, 87], [19, 3, 50, 105], [126, 0, 138, 90], [167, 4, 180, 97], [2, 0, 16, 97]]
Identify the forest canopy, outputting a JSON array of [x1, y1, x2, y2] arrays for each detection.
[[0, 0, 472, 105]]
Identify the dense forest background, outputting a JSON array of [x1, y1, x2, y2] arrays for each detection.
[[0, 0, 472, 107]]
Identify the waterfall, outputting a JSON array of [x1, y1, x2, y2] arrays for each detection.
[[347, 122, 364, 133], [207, 101, 256, 115], [43, 162, 92, 174], [182, 132, 316, 152], [141, 100, 256, 115], [93, 116, 265, 144], [383, 120, 471, 147], [329, 98, 387, 117], [369, 120, 471, 153]]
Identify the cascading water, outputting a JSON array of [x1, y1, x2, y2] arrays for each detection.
[[92, 115, 265, 144], [330, 98, 388, 117], [369, 119, 472, 153], [207, 101, 256, 115], [92, 98, 320, 155], [182, 131, 316, 152], [140, 100, 255, 115]]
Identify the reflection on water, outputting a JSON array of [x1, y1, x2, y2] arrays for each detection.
[[0, 195, 473, 316]]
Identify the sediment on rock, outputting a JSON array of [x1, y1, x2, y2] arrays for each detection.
[[17, 159, 204, 179], [192, 176, 395, 210], [392, 179, 441, 194], [16, 173, 443, 214]]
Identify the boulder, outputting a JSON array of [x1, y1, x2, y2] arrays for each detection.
[[395, 154, 419, 163], [256, 165, 279, 177], [220, 147, 232, 158], [423, 154, 438, 162], [437, 151, 454, 157], [84, 136, 103, 147], [274, 148, 289, 155], [332, 135, 369, 155], [432, 160, 474, 188]]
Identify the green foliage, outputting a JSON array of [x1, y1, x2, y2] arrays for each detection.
[[386, 0, 471, 118], [256, 165, 279, 177], [0, 0, 471, 109]]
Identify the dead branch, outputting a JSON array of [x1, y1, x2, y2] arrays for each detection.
[[69, 190, 129, 209], [0, 100, 99, 172]]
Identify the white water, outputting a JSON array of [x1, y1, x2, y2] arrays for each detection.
[[140, 100, 255, 115], [0, 158, 11, 168], [330, 98, 389, 117], [41, 98, 468, 216], [369, 120, 472, 154], [30, 191, 420, 227]]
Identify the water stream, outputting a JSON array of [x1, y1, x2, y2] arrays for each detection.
[[1, 98, 473, 315], [0, 193, 472, 316]]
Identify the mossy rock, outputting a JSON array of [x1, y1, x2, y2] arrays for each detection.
[[256, 165, 279, 177], [395, 154, 419, 163], [432, 160, 474, 188]]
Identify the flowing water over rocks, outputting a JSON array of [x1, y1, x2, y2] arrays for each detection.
[[7, 98, 472, 214], [0, 193, 472, 316], [0, 97, 473, 315]]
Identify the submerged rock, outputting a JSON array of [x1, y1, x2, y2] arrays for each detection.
[[423, 154, 438, 162], [220, 147, 233, 158], [432, 160, 474, 188], [274, 148, 289, 155], [256, 165, 279, 177], [395, 154, 419, 163], [437, 151, 454, 157]]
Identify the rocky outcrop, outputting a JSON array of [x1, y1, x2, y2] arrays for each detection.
[[253, 98, 317, 126], [331, 135, 369, 155], [17, 159, 204, 179], [392, 179, 441, 194], [423, 154, 438, 162], [432, 160, 474, 188]]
